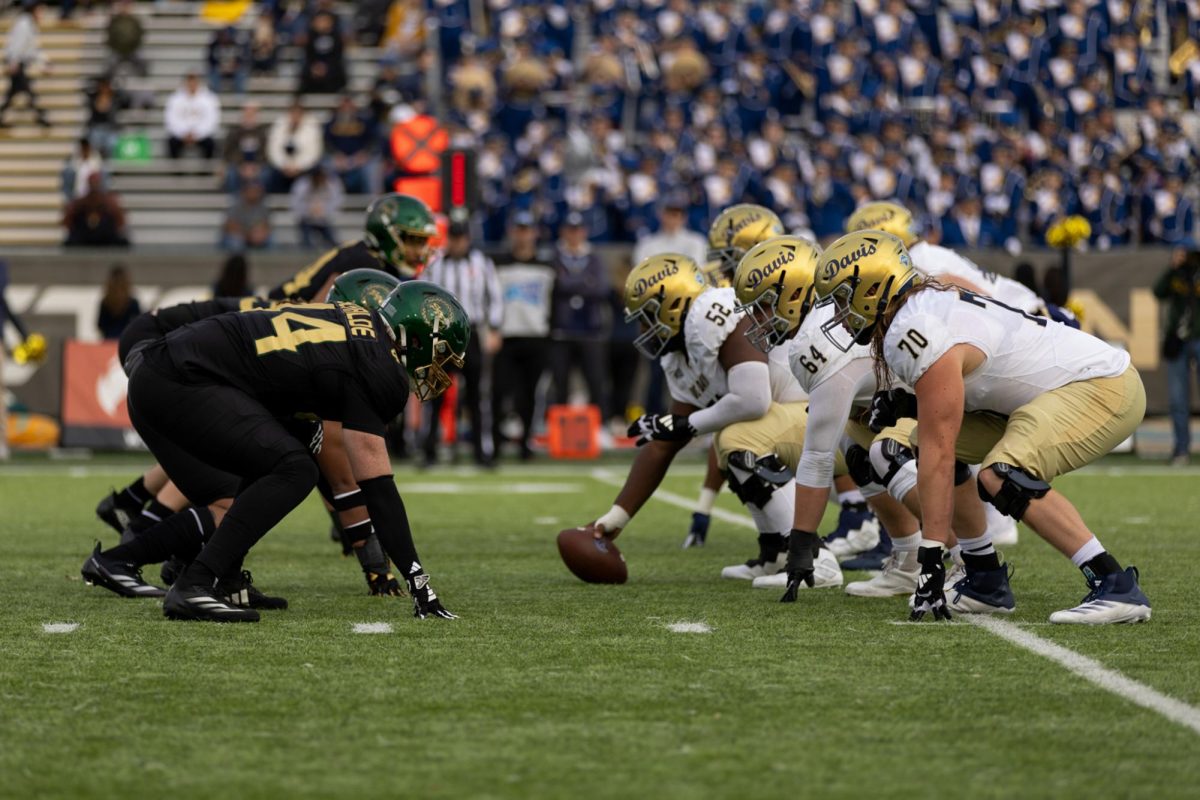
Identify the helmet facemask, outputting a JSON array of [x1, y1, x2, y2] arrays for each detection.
[[392, 322, 465, 402], [821, 280, 875, 352], [627, 294, 677, 359], [739, 287, 789, 353]]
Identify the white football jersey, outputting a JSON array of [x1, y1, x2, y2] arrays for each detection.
[[884, 289, 1129, 415], [787, 302, 875, 404], [909, 241, 1042, 314], [662, 287, 802, 407]]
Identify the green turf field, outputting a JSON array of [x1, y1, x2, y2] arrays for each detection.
[[2, 454, 1199, 799]]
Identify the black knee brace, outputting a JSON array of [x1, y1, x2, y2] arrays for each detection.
[[954, 460, 972, 486], [845, 445, 878, 488], [976, 462, 1050, 521], [870, 438, 914, 487], [725, 451, 794, 509]]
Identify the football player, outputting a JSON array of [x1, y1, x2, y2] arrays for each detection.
[[86, 281, 466, 622], [732, 237, 930, 600], [684, 204, 876, 550], [268, 192, 436, 303], [86, 273, 409, 601], [846, 200, 1030, 550], [580, 253, 844, 588], [816, 231, 1151, 624]]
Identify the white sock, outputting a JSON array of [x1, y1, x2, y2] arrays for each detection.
[[891, 532, 921, 553], [949, 544, 963, 566], [837, 489, 866, 506], [695, 487, 717, 515], [956, 532, 996, 559], [1069, 537, 1106, 568]]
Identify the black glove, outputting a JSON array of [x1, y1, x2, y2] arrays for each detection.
[[682, 512, 710, 549], [407, 573, 457, 619], [780, 529, 821, 603], [366, 570, 404, 597], [867, 389, 918, 433], [627, 413, 697, 446], [910, 546, 952, 621]]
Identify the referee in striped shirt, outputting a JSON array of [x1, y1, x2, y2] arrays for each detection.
[[419, 221, 504, 467]]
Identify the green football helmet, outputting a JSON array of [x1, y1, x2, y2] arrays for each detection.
[[364, 193, 437, 277], [377, 280, 470, 401], [326, 268, 401, 310]]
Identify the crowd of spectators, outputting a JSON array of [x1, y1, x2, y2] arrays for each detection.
[[351, 0, 1200, 250]]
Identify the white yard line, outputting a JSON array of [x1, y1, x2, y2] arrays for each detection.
[[42, 623, 79, 634], [352, 622, 393, 634], [591, 470, 1200, 738], [967, 616, 1200, 737], [666, 621, 712, 634]]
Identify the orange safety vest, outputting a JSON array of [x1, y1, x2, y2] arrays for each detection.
[[390, 115, 448, 174]]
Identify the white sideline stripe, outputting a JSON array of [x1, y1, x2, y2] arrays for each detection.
[[591, 470, 1200, 737], [967, 617, 1200, 737], [401, 482, 582, 495], [667, 621, 712, 634], [42, 623, 79, 634], [352, 622, 393, 634], [533, 516, 561, 525], [590, 469, 750, 527]]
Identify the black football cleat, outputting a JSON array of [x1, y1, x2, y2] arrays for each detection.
[[81, 543, 167, 598], [217, 570, 288, 610], [163, 582, 260, 622], [95, 491, 135, 536]]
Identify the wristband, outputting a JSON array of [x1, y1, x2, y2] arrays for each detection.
[[596, 505, 631, 532]]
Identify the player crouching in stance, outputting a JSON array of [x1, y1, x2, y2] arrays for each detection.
[[86, 281, 466, 622], [732, 237, 926, 601], [580, 253, 842, 589], [816, 231, 1151, 624]]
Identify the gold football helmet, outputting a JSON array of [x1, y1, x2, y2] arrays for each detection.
[[625, 253, 709, 358], [814, 230, 918, 351], [845, 201, 919, 247], [732, 236, 823, 352], [706, 204, 785, 285]]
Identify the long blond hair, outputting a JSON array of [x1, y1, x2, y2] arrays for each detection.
[[870, 279, 957, 388]]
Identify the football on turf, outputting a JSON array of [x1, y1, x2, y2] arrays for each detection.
[[557, 526, 628, 584]]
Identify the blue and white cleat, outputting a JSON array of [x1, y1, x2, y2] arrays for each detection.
[[947, 565, 1015, 614], [825, 503, 880, 560], [1049, 567, 1151, 625], [840, 526, 894, 571]]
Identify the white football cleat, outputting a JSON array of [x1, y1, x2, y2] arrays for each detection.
[[985, 503, 1019, 547], [825, 517, 882, 560], [845, 551, 919, 597], [1048, 567, 1152, 625], [752, 548, 843, 589], [721, 552, 786, 580]]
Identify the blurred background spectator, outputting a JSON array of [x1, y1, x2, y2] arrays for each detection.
[[213, 253, 250, 297], [0, 0, 49, 129], [551, 212, 610, 421], [221, 102, 268, 192], [421, 221, 504, 468], [324, 94, 375, 194], [266, 97, 322, 192], [221, 182, 272, 251], [105, 0, 146, 77], [249, 9, 279, 75], [631, 191, 708, 265], [96, 264, 140, 339], [85, 75, 127, 157], [1154, 245, 1200, 466], [290, 165, 343, 249], [208, 26, 250, 95], [61, 137, 106, 200], [164, 73, 220, 160], [298, 0, 348, 95], [492, 211, 555, 460], [63, 174, 128, 247]]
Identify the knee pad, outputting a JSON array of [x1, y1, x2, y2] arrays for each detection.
[[844, 444, 878, 489], [954, 460, 972, 486], [976, 462, 1050, 521], [868, 438, 913, 487], [725, 451, 794, 509], [277, 449, 320, 492]]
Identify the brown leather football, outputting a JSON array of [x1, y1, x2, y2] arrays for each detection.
[[556, 526, 628, 584]]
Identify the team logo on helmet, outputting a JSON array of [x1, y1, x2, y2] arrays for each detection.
[[631, 260, 681, 298], [744, 247, 796, 288], [421, 296, 454, 332]]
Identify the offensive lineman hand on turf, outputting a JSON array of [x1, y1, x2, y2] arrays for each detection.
[[627, 413, 697, 446], [367, 570, 404, 597], [407, 574, 457, 619], [682, 512, 710, 548], [867, 389, 918, 433], [910, 547, 952, 622]]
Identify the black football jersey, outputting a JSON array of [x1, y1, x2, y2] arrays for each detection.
[[153, 302, 409, 436], [268, 240, 395, 302], [152, 297, 267, 334]]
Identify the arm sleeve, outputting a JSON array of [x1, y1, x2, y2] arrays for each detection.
[[686, 360, 771, 434], [794, 361, 873, 489]]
